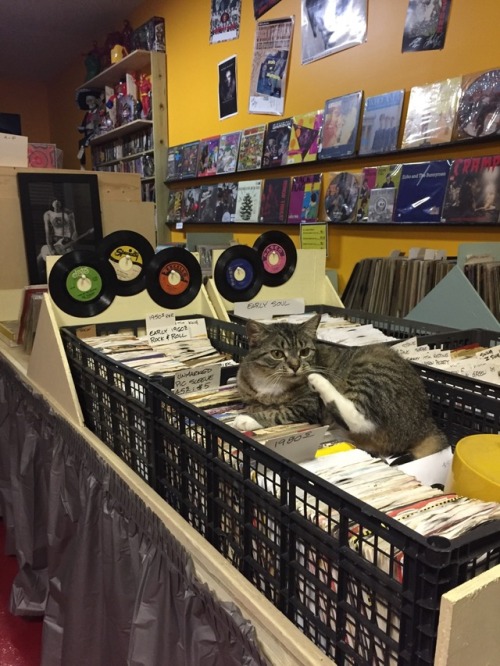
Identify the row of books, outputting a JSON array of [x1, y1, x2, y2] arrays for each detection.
[[99, 154, 155, 179], [92, 128, 153, 165], [166, 67, 499, 181], [167, 153, 500, 226]]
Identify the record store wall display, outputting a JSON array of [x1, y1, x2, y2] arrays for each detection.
[[17, 173, 103, 285]]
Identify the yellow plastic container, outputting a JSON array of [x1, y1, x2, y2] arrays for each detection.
[[315, 442, 356, 457], [448, 435, 500, 503]]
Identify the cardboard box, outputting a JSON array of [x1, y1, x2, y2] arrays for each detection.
[[0, 133, 28, 167], [28, 143, 63, 169]]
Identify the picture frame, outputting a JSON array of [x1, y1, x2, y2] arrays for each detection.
[[17, 172, 103, 284]]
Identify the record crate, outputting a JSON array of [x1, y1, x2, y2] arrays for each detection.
[[229, 304, 455, 345], [150, 381, 500, 666], [412, 328, 500, 448], [59, 315, 246, 485]]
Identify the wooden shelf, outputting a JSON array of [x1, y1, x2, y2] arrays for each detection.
[[90, 120, 153, 146], [77, 50, 152, 90]]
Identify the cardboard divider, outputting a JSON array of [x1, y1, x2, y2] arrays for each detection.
[[206, 248, 343, 321]]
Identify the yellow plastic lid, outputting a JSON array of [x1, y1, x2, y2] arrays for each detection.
[[450, 435, 500, 503]]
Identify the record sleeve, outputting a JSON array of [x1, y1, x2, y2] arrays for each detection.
[[318, 91, 363, 160], [166, 145, 183, 181], [234, 179, 263, 223], [401, 78, 462, 149], [197, 184, 219, 223], [216, 130, 242, 174], [214, 182, 238, 223], [259, 177, 291, 224], [178, 140, 200, 179], [145, 247, 202, 309], [358, 90, 404, 155], [442, 155, 500, 224], [375, 164, 403, 190], [394, 160, 452, 223], [453, 69, 500, 141], [287, 109, 324, 163], [197, 135, 220, 177], [214, 245, 264, 302], [181, 186, 201, 223], [48, 249, 117, 317], [262, 117, 293, 167], [167, 189, 183, 223], [322, 172, 361, 223], [356, 166, 377, 222], [237, 124, 266, 172], [367, 188, 396, 224], [287, 174, 322, 224]]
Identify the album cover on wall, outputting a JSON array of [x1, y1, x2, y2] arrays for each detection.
[[181, 186, 201, 223], [452, 68, 500, 141], [441, 155, 500, 224], [237, 124, 266, 171], [287, 174, 322, 224], [166, 145, 183, 181], [215, 182, 239, 222], [287, 109, 324, 163], [178, 140, 200, 179], [167, 189, 183, 223], [401, 78, 462, 149], [356, 166, 377, 221], [367, 188, 396, 223], [262, 117, 293, 167], [197, 184, 220, 223], [216, 130, 242, 174], [402, 0, 452, 52], [234, 179, 263, 223], [318, 91, 362, 160], [197, 135, 220, 177], [259, 177, 291, 224], [394, 160, 452, 223], [322, 171, 361, 223], [358, 90, 404, 155]]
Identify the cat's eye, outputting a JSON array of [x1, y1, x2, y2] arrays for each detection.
[[270, 350, 285, 359], [299, 348, 313, 357]]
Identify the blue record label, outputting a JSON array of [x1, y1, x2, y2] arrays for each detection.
[[226, 258, 254, 290]]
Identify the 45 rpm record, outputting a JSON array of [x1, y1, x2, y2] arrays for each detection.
[[98, 230, 154, 296], [456, 69, 500, 139], [253, 230, 297, 287], [214, 245, 264, 302], [48, 249, 117, 317], [145, 247, 202, 309]]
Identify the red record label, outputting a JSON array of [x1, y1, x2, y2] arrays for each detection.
[[158, 261, 190, 295]]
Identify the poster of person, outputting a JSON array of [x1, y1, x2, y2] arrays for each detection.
[[254, 0, 282, 19], [249, 16, 294, 115], [301, 0, 367, 65], [210, 0, 241, 44], [402, 0, 452, 52], [218, 56, 238, 119]]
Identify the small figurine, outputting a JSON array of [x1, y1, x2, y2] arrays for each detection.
[[138, 73, 152, 119], [83, 41, 101, 80], [76, 90, 104, 167], [121, 20, 134, 53]]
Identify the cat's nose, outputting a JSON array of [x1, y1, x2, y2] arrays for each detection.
[[287, 358, 300, 373]]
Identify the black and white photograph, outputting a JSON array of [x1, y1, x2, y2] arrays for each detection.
[[301, 0, 367, 65], [17, 173, 103, 284], [218, 55, 238, 120]]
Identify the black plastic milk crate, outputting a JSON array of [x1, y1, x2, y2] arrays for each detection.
[[412, 328, 500, 447], [60, 316, 246, 486], [229, 305, 455, 344], [150, 382, 500, 666]]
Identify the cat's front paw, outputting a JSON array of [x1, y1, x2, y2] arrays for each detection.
[[308, 372, 330, 394], [232, 414, 263, 432]]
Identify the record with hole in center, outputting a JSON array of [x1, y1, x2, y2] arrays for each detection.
[[98, 230, 154, 296], [48, 249, 117, 317], [455, 69, 500, 139], [253, 230, 297, 286], [214, 245, 264, 302], [145, 247, 202, 309]]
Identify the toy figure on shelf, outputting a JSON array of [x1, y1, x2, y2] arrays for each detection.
[[121, 20, 134, 53], [83, 41, 101, 80], [138, 73, 152, 119], [102, 31, 123, 69], [76, 89, 104, 168]]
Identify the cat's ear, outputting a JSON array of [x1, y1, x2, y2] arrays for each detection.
[[246, 319, 269, 347], [301, 313, 321, 334]]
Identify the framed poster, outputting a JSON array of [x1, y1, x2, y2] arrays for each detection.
[[17, 173, 103, 284]]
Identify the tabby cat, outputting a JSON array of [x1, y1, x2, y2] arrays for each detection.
[[233, 314, 448, 459]]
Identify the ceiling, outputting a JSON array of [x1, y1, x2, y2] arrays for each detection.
[[0, 0, 146, 83]]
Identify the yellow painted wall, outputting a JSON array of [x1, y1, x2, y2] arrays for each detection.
[[47, 0, 500, 292]]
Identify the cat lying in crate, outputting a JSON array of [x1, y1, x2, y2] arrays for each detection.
[[232, 314, 448, 460]]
